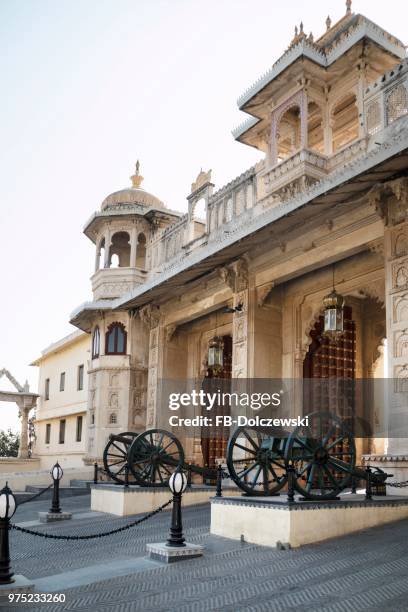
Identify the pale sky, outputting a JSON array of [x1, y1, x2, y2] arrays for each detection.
[[0, 0, 407, 432]]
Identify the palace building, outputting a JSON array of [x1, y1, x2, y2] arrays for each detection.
[[33, 2, 408, 479]]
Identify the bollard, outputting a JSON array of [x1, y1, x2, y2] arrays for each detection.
[[94, 462, 98, 485], [365, 466, 372, 500], [187, 464, 192, 489], [216, 464, 223, 497], [124, 464, 130, 489], [0, 483, 16, 584], [50, 462, 63, 514], [287, 461, 295, 504], [351, 475, 357, 494], [166, 469, 187, 548]]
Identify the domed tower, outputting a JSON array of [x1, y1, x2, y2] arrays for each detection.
[[72, 164, 181, 463], [85, 161, 171, 301]]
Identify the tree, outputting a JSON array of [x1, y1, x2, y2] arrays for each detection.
[[0, 429, 20, 457]]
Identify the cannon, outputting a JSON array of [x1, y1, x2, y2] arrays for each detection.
[[103, 411, 391, 500]]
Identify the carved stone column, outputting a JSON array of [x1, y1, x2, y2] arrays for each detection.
[[18, 404, 30, 459], [382, 179, 408, 456], [140, 305, 163, 427], [103, 229, 111, 268], [219, 258, 249, 379]]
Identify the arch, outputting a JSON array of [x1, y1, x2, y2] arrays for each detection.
[[331, 93, 359, 152], [105, 322, 127, 355], [92, 326, 100, 359], [307, 100, 324, 154], [276, 103, 301, 161], [136, 233, 146, 269], [396, 330, 408, 358], [192, 198, 206, 221], [109, 231, 130, 268]]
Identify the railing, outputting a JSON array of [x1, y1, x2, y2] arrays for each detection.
[[364, 59, 408, 137]]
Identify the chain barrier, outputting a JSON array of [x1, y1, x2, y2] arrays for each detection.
[[17, 484, 53, 506], [386, 480, 408, 488], [10, 498, 172, 540]]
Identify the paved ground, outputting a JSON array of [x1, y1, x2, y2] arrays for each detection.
[[4, 494, 408, 612]]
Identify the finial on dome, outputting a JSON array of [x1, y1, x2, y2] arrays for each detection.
[[346, 0, 352, 15], [326, 15, 332, 30], [299, 21, 304, 33], [130, 160, 144, 188]]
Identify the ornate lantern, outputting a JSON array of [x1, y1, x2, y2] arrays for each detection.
[[323, 288, 345, 339], [208, 336, 224, 372]]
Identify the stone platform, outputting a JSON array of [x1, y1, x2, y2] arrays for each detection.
[[211, 493, 408, 548], [91, 484, 240, 516]]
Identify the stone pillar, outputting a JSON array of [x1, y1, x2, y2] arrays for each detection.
[[382, 179, 408, 456], [300, 89, 308, 150], [140, 305, 163, 428], [130, 227, 138, 268], [103, 229, 111, 268], [18, 405, 30, 459]]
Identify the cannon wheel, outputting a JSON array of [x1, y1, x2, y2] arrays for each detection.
[[285, 411, 356, 500], [128, 429, 185, 487], [226, 426, 287, 496], [103, 432, 139, 484]]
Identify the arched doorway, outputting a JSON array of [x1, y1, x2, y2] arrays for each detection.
[[303, 305, 356, 422], [201, 335, 232, 474]]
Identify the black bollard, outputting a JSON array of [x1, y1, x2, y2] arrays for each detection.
[[365, 466, 372, 500], [216, 464, 223, 497], [187, 464, 192, 489], [0, 483, 17, 584], [50, 462, 63, 514], [94, 462, 98, 485], [166, 470, 187, 548], [124, 464, 130, 488], [287, 461, 295, 504], [351, 475, 357, 494]]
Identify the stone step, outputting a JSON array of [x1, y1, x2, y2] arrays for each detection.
[[69, 479, 93, 489]]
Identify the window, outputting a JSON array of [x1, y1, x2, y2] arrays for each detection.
[[91, 413, 95, 425], [45, 378, 50, 400], [45, 423, 51, 444], [76, 416, 83, 442], [77, 364, 84, 391], [60, 372, 65, 392], [92, 326, 100, 359], [59, 419, 66, 444], [105, 323, 127, 355], [109, 413, 117, 424]]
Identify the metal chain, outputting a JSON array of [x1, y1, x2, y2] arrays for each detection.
[[17, 484, 53, 506], [10, 498, 172, 540], [386, 481, 408, 488]]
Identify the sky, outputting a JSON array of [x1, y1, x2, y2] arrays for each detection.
[[0, 0, 407, 432]]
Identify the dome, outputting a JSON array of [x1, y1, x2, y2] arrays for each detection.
[[101, 162, 166, 211]]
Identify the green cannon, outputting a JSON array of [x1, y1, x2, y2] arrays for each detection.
[[102, 411, 391, 500]]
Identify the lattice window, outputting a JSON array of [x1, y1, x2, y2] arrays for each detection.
[[366, 100, 381, 135], [109, 412, 118, 424], [386, 84, 408, 125]]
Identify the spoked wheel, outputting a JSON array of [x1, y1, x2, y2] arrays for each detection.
[[128, 429, 185, 487], [227, 426, 287, 496], [103, 432, 139, 484], [285, 411, 356, 500]]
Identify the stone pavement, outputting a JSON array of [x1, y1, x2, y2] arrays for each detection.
[[5, 494, 408, 611]]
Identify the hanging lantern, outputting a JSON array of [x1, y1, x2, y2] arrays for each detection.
[[208, 336, 224, 371], [323, 288, 345, 339]]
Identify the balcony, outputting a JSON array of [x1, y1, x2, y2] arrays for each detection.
[[91, 267, 147, 300]]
